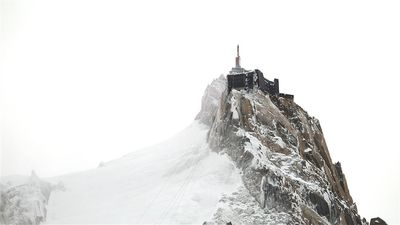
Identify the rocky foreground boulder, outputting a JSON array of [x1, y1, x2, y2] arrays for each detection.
[[199, 76, 382, 225], [0, 172, 57, 225], [370, 217, 388, 225]]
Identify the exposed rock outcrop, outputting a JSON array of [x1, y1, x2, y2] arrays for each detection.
[[0, 172, 54, 225], [199, 80, 368, 224], [370, 217, 388, 225], [196, 75, 226, 126]]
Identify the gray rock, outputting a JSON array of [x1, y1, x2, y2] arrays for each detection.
[[370, 217, 388, 225], [195, 75, 227, 126], [205, 87, 368, 224], [0, 172, 53, 225]]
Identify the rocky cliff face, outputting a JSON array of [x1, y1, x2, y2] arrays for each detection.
[[200, 76, 368, 225], [196, 75, 227, 126], [0, 172, 55, 225]]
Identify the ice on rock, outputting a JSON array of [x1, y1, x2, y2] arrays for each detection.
[[0, 172, 52, 225]]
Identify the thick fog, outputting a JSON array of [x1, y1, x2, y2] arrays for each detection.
[[1, 0, 399, 223]]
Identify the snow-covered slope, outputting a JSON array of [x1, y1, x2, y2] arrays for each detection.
[[1, 74, 378, 225], [44, 122, 241, 224]]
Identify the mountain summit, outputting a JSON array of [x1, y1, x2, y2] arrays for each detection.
[[198, 74, 367, 224], [1, 51, 385, 224]]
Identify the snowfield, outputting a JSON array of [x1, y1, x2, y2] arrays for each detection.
[[44, 121, 242, 224]]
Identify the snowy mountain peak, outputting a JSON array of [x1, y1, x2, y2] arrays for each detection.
[[1, 73, 385, 225], [202, 82, 368, 224]]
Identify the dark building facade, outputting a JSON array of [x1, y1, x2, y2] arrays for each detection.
[[227, 46, 293, 100], [227, 69, 279, 95], [227, 69, 294, 100]]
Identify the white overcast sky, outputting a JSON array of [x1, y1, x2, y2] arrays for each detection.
[[1, 0, 399, 223]]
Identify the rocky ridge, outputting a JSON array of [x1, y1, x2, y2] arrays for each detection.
[[198, 75, 369, 225]]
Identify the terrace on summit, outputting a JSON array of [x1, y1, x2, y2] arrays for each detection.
[[227, 45, 293, 100]]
